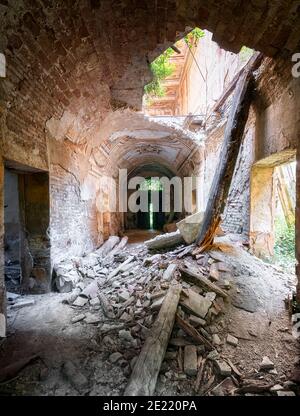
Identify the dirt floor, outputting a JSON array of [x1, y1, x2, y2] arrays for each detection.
[[0, 236, 299, 396]]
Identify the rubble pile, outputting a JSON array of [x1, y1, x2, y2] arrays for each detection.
[[50, 234, 299, 397]]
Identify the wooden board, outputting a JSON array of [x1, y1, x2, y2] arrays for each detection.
[[175, 314, 214, 350], [124, 284, 182, 396], [179, 264, 228, 299], [196, 58, 258, 249]]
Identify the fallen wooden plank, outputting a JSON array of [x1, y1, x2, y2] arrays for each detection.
[[177, 347, 184, 372], [236, 381, 273, 394], [177, 244, 194, 259], [169, 337, 194, 347], [225, 358, 243, 378], [96, 236, 120, 258], [196, 59, 258, 249], [179, 264, 228, 299], [145, 231, 184, 250], [124, 284, 181, 396], [104, 236, 128, 261], [175, 314, 214, 350]]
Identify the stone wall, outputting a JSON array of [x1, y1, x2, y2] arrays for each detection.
[[200, 59, 300, 249], [50, 163, 100, 264], [1, 0, 300, 328], [222, 112, 256, 235], [198, 114, 255, 237], [182, 31, 242, 118]]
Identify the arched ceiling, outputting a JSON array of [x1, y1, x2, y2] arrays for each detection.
[[128, 163, 177, 180], [1, 0, 300, 169], [89, 109, 202, 176]]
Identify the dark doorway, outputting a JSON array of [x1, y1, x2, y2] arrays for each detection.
[[137, 190, 151, 229], [152, 190, 165, 230], [136, 179, 166, 231], [4, 161, 51, 294], [136, 189, 166, 230]]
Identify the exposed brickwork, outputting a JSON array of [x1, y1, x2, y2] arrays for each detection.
[[1, 0, 300, 326], [1, 1, 300, 171], [50, 164, 101, 264], [223, 113, 256, 235]]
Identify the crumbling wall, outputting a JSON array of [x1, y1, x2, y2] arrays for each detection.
[[49, 137, 121, 265], [222, 113, 256, 235], [200, 58, 300, 244], [250, 166, 276, 258], [50, 163, 100, 264], [1, 0, 300, 332], [183, 31, 241, 118], [200, 115, 255, 237]]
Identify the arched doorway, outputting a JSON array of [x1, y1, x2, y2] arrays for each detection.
[[124, 163, 184, 233]]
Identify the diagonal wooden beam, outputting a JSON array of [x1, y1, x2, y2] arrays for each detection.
[[196, 58, 259, 249]]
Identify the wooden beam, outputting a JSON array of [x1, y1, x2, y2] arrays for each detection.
[[213, 52, 263, 113], [175, 313, 214, 350], [95, 236, 120, 257], [196, 60, 257, 249], [179, 264, 228, 299], [145, 231, 184, 250], [124, 284, 181, 396]]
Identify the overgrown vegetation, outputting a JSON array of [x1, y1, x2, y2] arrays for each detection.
[[144, 47, 175, 99], [273, 217, 295, 270], [144, 28, 205, 102], [140, 178, 163, 191], [184, 27, 205, 48]]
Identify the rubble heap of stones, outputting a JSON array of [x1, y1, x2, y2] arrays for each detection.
[[51, 235, 298, 396]]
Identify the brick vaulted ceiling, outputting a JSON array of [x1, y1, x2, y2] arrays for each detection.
[[91, 110, 201, 176], [1, 0, 300, 172]]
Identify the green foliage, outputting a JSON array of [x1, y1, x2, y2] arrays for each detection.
[[273, 217, 295, 269], [144, 48, 175, 99], [239, 46, 254, 64], [184, 27, 205, 49], [144, 28, 204, 101], [140, 178, 163, 191]]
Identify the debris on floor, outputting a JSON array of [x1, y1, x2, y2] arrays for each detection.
[[0, 234, 299, 396]]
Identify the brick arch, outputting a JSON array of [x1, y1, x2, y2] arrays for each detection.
[[1, 0, 300, 167]]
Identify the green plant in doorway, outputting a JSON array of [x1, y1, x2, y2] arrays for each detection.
[[144, 48, 175, 101], [273, 217, 295, 271]]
